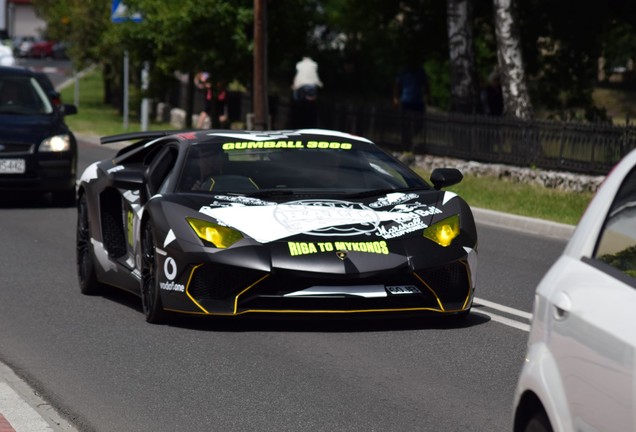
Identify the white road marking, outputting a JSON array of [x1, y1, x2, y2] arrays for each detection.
[[472, 297, 532, 332]]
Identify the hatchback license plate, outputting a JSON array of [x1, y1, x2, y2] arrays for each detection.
[[386, 285, 421, 295], [0, 159, 25, 174]]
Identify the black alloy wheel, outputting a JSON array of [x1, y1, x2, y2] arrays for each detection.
[[76, 194, 103, 295], [141, 221, 168, 324]]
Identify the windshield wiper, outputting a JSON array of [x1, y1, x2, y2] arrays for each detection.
[[245, 189, 297, 198]]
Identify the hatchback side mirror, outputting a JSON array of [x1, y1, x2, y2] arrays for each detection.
[[62, 104, 77, 116]]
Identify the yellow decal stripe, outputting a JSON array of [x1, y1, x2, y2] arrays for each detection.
[[412, 272, 445, 312], [184, 264, 209, 313], [163, 307, 468, 316], [222, 141, 353, 150], [234, 274, 271, 314], [459, 260, 473, 310]]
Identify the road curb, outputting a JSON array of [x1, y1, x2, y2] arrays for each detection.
[[0, 362, 77, 432], [472, 207, 575, 240]]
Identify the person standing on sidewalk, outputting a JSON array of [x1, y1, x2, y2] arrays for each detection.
[[393, 62, 429, 113], [291, 56, 323, 128], [393, 61, 430, 151], [194, 71, 213, 129]]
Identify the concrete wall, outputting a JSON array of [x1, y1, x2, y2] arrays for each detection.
[[400, 153, 605, 193], [8, 1, 45, 37]]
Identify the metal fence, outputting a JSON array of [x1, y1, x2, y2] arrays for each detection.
[[244, 97, 636, 176]]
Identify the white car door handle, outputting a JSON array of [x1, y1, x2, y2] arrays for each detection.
[[552, 292, 572, 320]]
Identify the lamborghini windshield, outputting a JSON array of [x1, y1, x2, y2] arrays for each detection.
[[177, 142, 430, 195]]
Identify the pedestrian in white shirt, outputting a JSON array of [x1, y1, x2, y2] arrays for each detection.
[[292, 56, 323, 101]]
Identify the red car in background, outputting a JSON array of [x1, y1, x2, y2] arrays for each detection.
[[28, 40, 55, 59]]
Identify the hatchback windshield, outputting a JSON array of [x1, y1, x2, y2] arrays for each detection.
[[0, 75, 53, 115], [177, 143, 430, 194]]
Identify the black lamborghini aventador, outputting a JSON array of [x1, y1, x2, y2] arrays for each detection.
[[76, 128, 478, 324]]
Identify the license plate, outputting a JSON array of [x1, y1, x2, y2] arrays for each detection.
[[386, 285, 422, 295], [0, 159, 25, 174]]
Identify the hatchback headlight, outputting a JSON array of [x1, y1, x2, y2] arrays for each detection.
[[187, 218, 243, 248], [423, 214, 460, 247], [40, 134, 71, 152]]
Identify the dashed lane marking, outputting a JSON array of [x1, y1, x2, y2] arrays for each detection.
[[473, 297, 532, 332]]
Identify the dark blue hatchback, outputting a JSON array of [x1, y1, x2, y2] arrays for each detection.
[[0, 66, 78, 205]]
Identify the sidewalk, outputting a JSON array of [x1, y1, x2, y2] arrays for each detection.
[[0, 362, 77, 432]]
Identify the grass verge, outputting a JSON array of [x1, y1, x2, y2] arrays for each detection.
[[60, 67, 175, 137], [413, 168, 592, 226], [60, 67, 595, 226]]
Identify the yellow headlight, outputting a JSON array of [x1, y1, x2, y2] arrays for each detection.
[[186, 218, 243, 248], [423, 214, 460, 247]]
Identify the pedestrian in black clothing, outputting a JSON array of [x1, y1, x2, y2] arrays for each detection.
[[481, 70, 504, 116]]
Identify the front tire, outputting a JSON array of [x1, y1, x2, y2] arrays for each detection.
[[141, 221, 168, 324], [77, 194, 104, 295], [523, 410, 553, 432]]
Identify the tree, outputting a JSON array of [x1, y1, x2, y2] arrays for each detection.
[[119, 0, 252, 83], [33, 0, 112, 70], [516, 0, 636, 121], [34, 0, 636, 123], [318, 0, 448, 104], [267, 0, 323, 92], [493, 0, 533, 119], [447, 0, 480, 113]]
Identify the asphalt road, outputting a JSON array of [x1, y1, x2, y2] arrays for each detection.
[[0, 137, 568, 431]]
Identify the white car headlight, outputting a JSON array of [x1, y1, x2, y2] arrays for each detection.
[[40, 135, 71, 152]]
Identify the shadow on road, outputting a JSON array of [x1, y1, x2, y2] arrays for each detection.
[[0, 192, 76, 209], [172, 312, 490, 333]]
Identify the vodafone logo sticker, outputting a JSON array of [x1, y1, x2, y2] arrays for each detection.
[[160, 257, 185, 292], [164, 257, 177, 280]]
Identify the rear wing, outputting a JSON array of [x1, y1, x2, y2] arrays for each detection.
[[100, 130, 181, 145], [101, 130, 188, 157]]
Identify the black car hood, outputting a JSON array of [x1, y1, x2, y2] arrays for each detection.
[[166, 189, 469, 244], [0, 114, 69, 143]]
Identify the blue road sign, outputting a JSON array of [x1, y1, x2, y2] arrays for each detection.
[[112, 0, 143, 23]]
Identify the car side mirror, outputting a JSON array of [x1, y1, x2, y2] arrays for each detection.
[[112, 169, 145, 190], [112, 168, 150, 202], [430, 168, 463, 190], [62, 104, 77, 116]]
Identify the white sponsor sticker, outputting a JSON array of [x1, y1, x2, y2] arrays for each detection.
[[199, 200, 419, 243], [386, 285, 422, 295], [164, 257, 177, 280], [159, 281, 185, 292]]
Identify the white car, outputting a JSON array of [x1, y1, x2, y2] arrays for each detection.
[[0, 44, 15, 66], [513, 147, 636, 432]]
